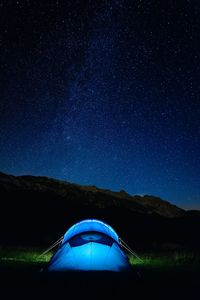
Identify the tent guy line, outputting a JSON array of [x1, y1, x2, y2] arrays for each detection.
[[39, 219, 142, 271]]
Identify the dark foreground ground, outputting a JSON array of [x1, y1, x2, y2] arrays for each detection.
[[1, 266, 200, 300], [0, 249, 200, 299]]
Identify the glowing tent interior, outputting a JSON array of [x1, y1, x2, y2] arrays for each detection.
[[47, 219, 131, 272]]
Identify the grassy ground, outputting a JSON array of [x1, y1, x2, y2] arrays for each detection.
[[0, 246, 52, 268], [129, 251, 200, 269], [1, 246, 199, 269], [0, 247, 200, 299]]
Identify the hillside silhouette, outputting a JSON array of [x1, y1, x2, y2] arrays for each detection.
[[0, 172, 199, 250]]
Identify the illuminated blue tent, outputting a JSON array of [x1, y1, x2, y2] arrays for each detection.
[[47, 219, 131, 271]]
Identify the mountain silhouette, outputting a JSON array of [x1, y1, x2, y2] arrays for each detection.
[[0, 171, 199, 250]]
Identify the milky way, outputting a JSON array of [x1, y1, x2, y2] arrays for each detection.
[[0, 1, 200, 209]]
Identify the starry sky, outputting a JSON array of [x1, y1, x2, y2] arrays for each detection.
[[0, 0, 200, 209]]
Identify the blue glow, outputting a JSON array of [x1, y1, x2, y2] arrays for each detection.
[[62, 219, 119, 245], [48, 219, 130, 271], [48, 241, 129, 272]]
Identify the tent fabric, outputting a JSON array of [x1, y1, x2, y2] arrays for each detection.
[[61, 219, 119, 245], [48, 219, 130, 272]]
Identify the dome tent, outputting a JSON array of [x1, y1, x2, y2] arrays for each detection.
[[47, 219, 131, 272]]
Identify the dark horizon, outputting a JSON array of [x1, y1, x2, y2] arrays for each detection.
[[0, 1, 200, 210], [1, 170, 199, 211]]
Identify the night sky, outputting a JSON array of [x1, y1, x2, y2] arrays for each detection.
[[0, 0, 200, 209]]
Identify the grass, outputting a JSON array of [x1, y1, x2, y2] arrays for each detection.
[[129, 251, 200, 270], [0, 246, 53, 268], [0, 247, 199, 298], [0, 246, 200, 271]]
